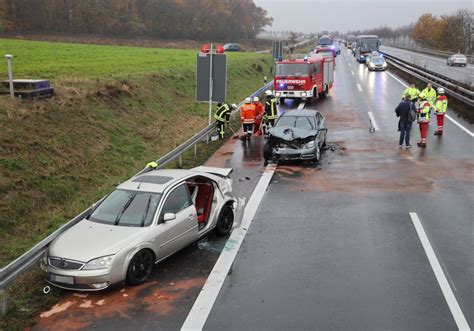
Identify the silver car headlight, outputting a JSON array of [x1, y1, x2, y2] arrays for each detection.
[[305, 141, 315, 148], [382, 62, 387, 67], [82, 255, 114, 270]]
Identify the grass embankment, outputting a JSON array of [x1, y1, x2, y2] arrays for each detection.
[[0, 38, 272, 328]]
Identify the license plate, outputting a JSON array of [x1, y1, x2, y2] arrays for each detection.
[[50, 274, 74, 285]]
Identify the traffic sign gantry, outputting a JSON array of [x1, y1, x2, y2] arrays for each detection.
[[196, 44, 228, 126]]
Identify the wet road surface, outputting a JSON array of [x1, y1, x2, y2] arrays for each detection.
[[205, 48, 473, 330], [380, 45, 474, 84], [34, 46, 473, 330]]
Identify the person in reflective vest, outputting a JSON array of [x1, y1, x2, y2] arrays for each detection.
[[402, 83, 420, 103], [416, 93, 431, 148], [264, 90, 278, 129], [253, 96, 265, 135], [421, 83, 437, 110], [241, 97, 257, 140], [434, 88, 448, 136], [214, 102, 232, 139]]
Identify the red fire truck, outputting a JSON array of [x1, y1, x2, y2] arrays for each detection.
[[273, 54, 334, 101]]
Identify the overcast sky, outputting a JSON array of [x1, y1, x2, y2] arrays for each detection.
[[254, 0, 472, 33]]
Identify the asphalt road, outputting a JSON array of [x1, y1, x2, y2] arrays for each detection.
[[205, 47, 474, 330], [380, 45, 474, 85], [34, 46, 473, 330]]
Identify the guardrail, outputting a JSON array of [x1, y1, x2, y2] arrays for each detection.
[[0, 81, 273, 316], [383, 44, 474, 64], [381, 52, 474, 108]]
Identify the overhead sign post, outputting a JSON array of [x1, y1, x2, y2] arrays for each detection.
[[272, 40, 283, 60], [196, 45, 227, 127]]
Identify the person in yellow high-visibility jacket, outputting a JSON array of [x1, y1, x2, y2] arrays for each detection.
[[402, 83, 420, 103], [434, 88, 448, 136], [421, 83, 437, 108]]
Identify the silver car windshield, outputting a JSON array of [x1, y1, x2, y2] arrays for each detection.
[[89, 189, 162, 227], [276, 116, 316, 131]]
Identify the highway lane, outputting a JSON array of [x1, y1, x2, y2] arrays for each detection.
[[380, 45, 474, 85], [33, 47, 473, 330], [204, 48, 473, 330]]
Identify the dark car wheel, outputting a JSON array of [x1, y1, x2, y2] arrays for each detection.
[[314, 146, 321, 162], [127, 249, 154, 285], [215, 204, 234, 236], [263, 142, 273, 162]]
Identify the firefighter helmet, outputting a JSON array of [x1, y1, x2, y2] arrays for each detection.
[[264, 90, 272, 96], [245, 97, 251, 103], [253, 97, 259, 102], [437, 88, 445, 94]]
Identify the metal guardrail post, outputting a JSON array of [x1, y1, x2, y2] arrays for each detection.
[[1, 289, 6, 316], [194, 142, 197, 157]]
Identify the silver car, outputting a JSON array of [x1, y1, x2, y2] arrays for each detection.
[[41, 167, 245, 290], [447, 54, 467, 67]]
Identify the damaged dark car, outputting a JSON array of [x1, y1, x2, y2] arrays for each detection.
[[263, 109, 327, 164]]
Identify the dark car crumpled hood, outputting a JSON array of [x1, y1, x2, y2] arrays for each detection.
[[268, 126, 316, 141]]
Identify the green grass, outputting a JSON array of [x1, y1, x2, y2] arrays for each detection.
[[0, 38, 272, 329], [0, 38, 265, 82]]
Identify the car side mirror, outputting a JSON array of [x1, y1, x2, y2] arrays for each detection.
[[163, 213, 176, 222]]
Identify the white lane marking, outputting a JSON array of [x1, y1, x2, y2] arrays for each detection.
[[351, 70, 355, 76], [445, 115, 474, 137], [181, 165, 276, 331], [409, 213, 470, 331], [297, 99, 306, 110], [356, 83, 362, 92], [368, 111, 379, 131], [386, 71, 408, 87], [386, 71, 474, 137]]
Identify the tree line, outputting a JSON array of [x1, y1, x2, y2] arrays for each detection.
[[0, 0, 273, 41], [347, 9, 472, 54]]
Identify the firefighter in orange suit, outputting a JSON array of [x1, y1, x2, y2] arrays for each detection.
[[253, 96, 265, 135], [434, 88, 448, 136], [241, 97, 257, 140], [417, 93, 431, 148]]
